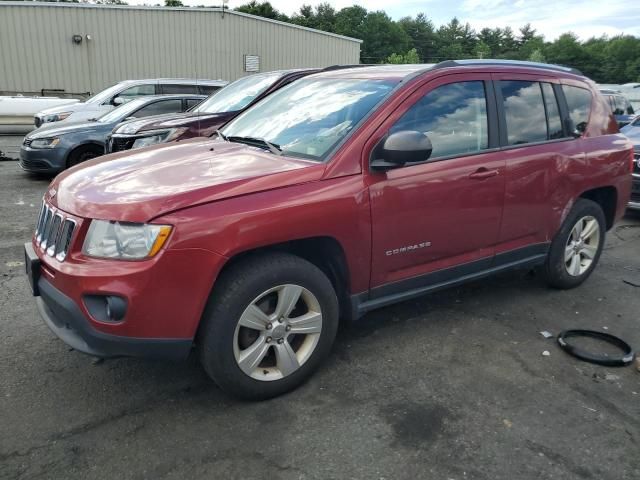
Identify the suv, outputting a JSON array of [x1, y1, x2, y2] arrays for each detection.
[[599, 88, 636, 127], [106, 69, 321, 153], [34, 78, 227, 127], [25, 61, 633, 400]]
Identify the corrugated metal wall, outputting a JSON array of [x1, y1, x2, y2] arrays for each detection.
[[0, 3, 361, 95]]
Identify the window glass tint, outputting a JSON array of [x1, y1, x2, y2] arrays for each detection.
[[118, 84, 156, 99], [562, 85, 592, 134], [541, 83, 564, 139], [390, 81, 489, 159], [500, 81, 547, 145], [162, 84, 198, 94], [133, 99, 184, 118], [186, 98, 203, 109]]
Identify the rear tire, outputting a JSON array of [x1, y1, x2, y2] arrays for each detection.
[[198, 252, 339, 400], [542, 198, 606, 289]]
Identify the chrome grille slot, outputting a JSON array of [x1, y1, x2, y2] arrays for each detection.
[[46, 213, 63, 256], [39, 208, 54, 248], [34, 202, 77, 262], [54, 219, 76, 261]]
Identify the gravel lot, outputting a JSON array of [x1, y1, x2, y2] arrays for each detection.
[[1, 159, 639, 480]]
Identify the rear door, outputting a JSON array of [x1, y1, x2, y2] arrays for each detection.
[[492, 73, 578, 256]]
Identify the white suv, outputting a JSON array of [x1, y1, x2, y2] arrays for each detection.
[[34, 78, 228, 128]]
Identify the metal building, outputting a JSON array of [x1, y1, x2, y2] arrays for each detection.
[[0, 2, 361, 97]]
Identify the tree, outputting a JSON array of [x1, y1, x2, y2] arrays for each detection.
[[164, 0, 183, 6], [234, 1, 288, 21], [386, 48, 420, 64], [359, 11, 411, 63], [398, 13, 435, 62], [528, 49, 546, 63]]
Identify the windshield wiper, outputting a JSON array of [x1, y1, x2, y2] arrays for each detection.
[[227, 135, 282, 156]]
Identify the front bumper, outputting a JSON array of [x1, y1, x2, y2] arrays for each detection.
[[36, 274, 193, 359], [19, 145, 66, 173], [26, 241, 193, 359]]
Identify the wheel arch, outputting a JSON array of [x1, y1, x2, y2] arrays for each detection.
[[212, 236, 353, 321], [64, 141, 105, 168], [578, 186, 618, 230]]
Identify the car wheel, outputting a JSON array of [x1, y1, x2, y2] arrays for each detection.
[[542, 198, 606, 289], [67, 146, 102, 169], [198, 252, 339, 400]]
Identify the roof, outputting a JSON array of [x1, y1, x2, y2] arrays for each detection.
[[0, 2, 362, 44], [117, 79, 228, 86], [314, 59, 585, 82]]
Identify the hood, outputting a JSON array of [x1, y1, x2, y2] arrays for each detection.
[[38, 101, 92, 116], [115, 111, 234, 135], [48, 138, 325, 222], [29, 120, 104, 138]]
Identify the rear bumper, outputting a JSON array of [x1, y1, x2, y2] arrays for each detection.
[[37, 275, 193, 360]]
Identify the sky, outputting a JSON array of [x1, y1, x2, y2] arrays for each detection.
[[151, 0, 640, 41]]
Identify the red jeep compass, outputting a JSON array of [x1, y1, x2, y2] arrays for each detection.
[[25, 61, 633, 399]]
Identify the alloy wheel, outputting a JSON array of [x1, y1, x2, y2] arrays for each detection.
[[564, 215, 600, 276], [233, 284, 323, 381]]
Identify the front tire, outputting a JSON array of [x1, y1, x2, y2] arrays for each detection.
[[198, 252, 339, 400], [542, 198, 606, 289]]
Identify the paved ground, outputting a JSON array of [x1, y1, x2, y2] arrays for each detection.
[[0, 135, 23, 160], [1, 159, 639, 480]]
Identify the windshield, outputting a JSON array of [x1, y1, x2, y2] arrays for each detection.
[[193, 72, 284, 114], [98, 97, 150, 123], [221, 78, 396, 160], [84, 83, 127, 105]]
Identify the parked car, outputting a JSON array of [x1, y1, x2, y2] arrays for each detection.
[[620, 118, 640, 209], [20, 95, 204, 174], [106, 69, 320, 153], [0, 95, 80, 134], [25, 60, 633, 400], [599, 88, 636, 127], [34, 78, 226, 128]]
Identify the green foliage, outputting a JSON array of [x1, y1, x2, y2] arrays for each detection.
[[234, 1, 288, 21], [164, 0, 183, 6], [528, 49, 546, 63], [386, 48, 420, 64]]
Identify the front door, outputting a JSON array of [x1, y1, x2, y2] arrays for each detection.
[[367, 74, 506, 293]]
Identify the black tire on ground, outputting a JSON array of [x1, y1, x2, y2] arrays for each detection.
[[66, 145, 102, 169], [198, 252, 339, 400], [542, 198, 606, 289]]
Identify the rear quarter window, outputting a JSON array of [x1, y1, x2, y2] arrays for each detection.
[[562, 85, 592, 134]]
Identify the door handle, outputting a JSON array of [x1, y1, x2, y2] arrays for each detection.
[[469, 167, 499, 180]]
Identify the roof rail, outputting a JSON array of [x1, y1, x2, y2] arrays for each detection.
[[321, 64, 376, 71], [433, 59, 583, 76]]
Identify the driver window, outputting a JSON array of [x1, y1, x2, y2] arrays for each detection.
[[390, 81, 489, 159]]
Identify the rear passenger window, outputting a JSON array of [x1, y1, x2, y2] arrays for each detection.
[[162, 84, 198, 94], [499, 81, 547, 145], [562, 85, 592, 134], [390, 81, 489, 159], [541, 83, 564, 139]]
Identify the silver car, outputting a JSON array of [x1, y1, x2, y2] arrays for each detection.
[[34, 78, 227, 127]]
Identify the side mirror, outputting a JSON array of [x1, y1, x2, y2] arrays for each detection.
[[371, 130, 433, 171], [112, 96, 125, 106]]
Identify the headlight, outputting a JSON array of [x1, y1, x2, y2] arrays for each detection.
[[30, 138, 60, 149], [131, 128, 185, 150], [82, 220, 172, 260], [43, 112, 72, 123]]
